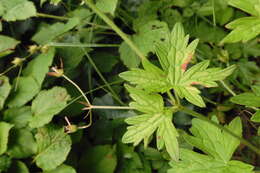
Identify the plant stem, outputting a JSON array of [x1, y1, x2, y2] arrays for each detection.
[[180, 106, 260, 156], [167, 91, 176, 105], [84, 0, 146, 61], [60, 72, 91, 106], [220, 80, 236, 96], [82, 48, 125, 105], [36, 12, 69, 20], [48, 42, 120, 47], [84, 105, 133, 110]]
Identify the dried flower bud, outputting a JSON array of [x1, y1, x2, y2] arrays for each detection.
[[28, 45, 39, 54], [11, 57, 25, 66]]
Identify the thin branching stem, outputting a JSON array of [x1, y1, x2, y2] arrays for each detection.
[[84, 0, 146, 61]]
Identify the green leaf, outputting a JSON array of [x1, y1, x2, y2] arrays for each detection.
[[0, 35, 20, 56], [29, 87, 70, 128], [221, 17, 260, 43], [252, 85, 260, 96], [119, 41, 141, 68], [227, 0, 260, 16], [7, 48, 55, 108], [79, 145, 117, 173], [0, 155, 12, 172], [119, 20, 169, 68], [168, 148, 254, 173], [0, 76, 11, 110], [22, 48, 55, 85], [32, 18, 80, 44], [122, 85, 179, 161], [168, 117, 254, 173], [183, 117, 242, 162], [119, 59, 171, 93], [0, 122, 13, 155], [230, 93, 260, 107], [96, 0, 118, 16], [42, 164, 76, 173], [3, 106, 32, 129], [7, 128, 37, 158], [7, 160, 29, 173], [251, 110, 260, 122], [7, 76, 39, 108], [0, 0, 36, 21], [35, 124, 72, 171]]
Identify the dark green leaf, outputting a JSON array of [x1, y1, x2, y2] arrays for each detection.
[[79, 145, 117, 173], [7, 128, 37, 158], [3, 106, 32, 129], [7, 160, 29, 173]]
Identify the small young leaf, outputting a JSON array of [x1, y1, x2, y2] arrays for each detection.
[[0, 0, 36, 21], [42, 164, 76, 173], [3, 106, 32, 129], [35, 124, 72, 171], [0, 76, 11, 110], [7, 128, 37, 158], [0, 122, 13, 155], [29, 87, 70, 128]]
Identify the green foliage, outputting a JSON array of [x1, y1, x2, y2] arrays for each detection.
[[7, 48, 55, 107], [168, 117, 254, 173], [0, 0, 259, 172], [0, 122, 13, 155], [0, 35, 20, 57], [35, 124, 72, 171], [222, 0, 260, 43], [0, 0, 36, 21], [29, 87, 70, 128], [79, 145, 117, 173], [0, 76, 11, 110]]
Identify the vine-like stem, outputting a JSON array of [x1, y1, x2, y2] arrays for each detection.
[[180, 106, 260, 156], [84, 0, 146, 61]]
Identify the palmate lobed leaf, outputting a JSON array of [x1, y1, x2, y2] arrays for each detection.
[[121, 22, 236, 107], [122, 85, 179, 161], [168, 117, 254, 173]]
